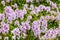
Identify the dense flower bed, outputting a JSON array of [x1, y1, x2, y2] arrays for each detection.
[[0, 0, 60, 40]]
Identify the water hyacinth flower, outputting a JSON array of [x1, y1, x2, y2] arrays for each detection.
[[11, 12, 16, 20], [0, 0, 60, 39], [40, 16, 45, 21], [29, 4, 34, 10], [0, 14, 5, 21], [26, 0, 30, 3], [5, 6, 16, 21], [43, 29, 53, 39], [33, 7, 38, 14], [20, 21, 30, 34], [20, 25, 26, 33], [27, 15, 32, 21], [55, 28, 60, 36], [36, 0, 40, 3], [50, 15, 55, 21], [22, 21, 30, 30], [45, 15, 50, 20], [6, 0, 10, 2], [50, 2, 57, 8], [11, 28, 20, 36], [12, 3, 18, 8], [1, 22, 9, 34], [32, 20, 40, 26], [23, 8, 27, 14], [14, 20, 20, 27], [32, 20, 41, 37], [4, 6, 12, 14], [38, 5, 45, 11], [1, 1, 5, 6], [24, 4, 28, 9], [7, 18, 12, 24], [33, 7, 39, 16], [56, 12, 60, 20], [41, 19, 47, 32], [15, 9, 24, 20], [26, 0, 33, 3], [50, 11, 56, 15], [44, 6, 50, 12]]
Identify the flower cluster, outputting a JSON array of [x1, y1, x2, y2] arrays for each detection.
[[0, 0, 60, 40]]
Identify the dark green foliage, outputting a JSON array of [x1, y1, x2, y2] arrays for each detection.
[[40, 32, 45, 37], [24, 29, 40, 40], [51, 0, 60, 4], [56, 34, 60, 40], [39, 11, 50, 16], [0, 3, 4, 13], [47, 20, 59, 29], [20, 37, 24, 40]]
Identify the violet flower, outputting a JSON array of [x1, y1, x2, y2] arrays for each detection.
[[26, 0, 33, 3], [36, 0, 40, 3], [1, 1, 5, 6], [32, 20, 41, 37], [56, 13, 60, 20], [6, 0, 10, 2], [41, 19, 47, 31], [11, 28, 20, 36], [14, 20, 20, 27], [1, 22, 9, 34], [0, 14, 5, 21], [50, 2, 57, 8], [44, 6, 50, 12]]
